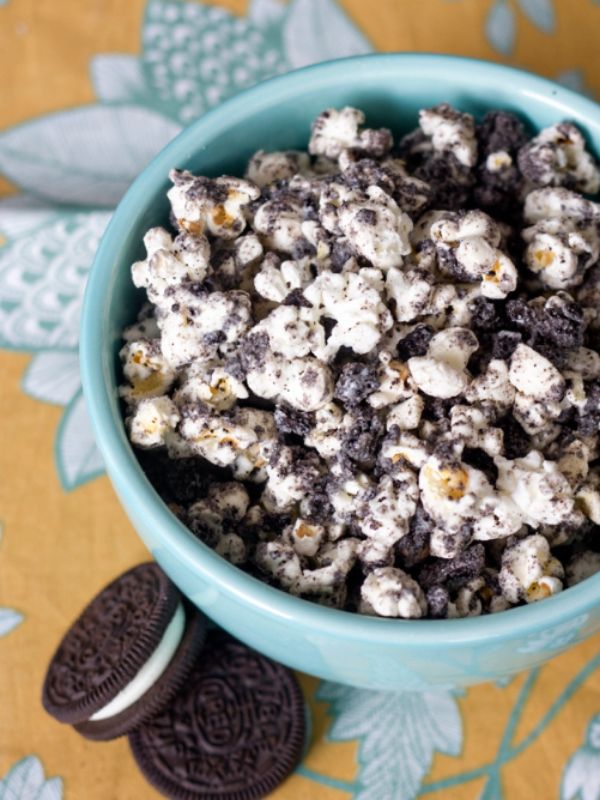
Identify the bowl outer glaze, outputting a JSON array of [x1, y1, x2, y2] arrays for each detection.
[[81, 54, 600, 690]]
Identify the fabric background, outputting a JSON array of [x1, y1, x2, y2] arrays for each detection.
[[1, 1, 600, 798]]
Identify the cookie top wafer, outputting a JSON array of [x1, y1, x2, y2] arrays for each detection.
[[129, 631, 305, 800], [42, 562, 207, 741]]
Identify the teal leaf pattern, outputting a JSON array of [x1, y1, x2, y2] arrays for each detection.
[[282, 0, 373, 69], [141, 0, 287, 124], [22, 352, 81, 406], [247, 0, 286, 29], [0, 209, 111, 351], [0, 105, 180, 206], [0, 194, 58, 238], [317, 683, 461, 800], [517, 0, 555, 33], [89, 54, 152, 104], [561, 714, 600, 800], [0, 608, 23, 637], [485, 0, 516, 55], [0, 756, 62, 800], [556, 69, 596, 98], [55, 390, 104, 491]]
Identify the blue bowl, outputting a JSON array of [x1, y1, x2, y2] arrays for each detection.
[[80, 54, 600, 690]]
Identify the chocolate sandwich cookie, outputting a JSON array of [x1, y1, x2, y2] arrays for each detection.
[[129, 631, 305, 800], [42, 562, 207, 741]]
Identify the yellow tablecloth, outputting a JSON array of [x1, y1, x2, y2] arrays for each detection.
[[1, 2, 600, 798]]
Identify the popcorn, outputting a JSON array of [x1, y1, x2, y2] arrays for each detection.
[[380, 429, 429, 470], [419, 103, 477, 167], [386, 395, 425, 430], [304, 403, 344, 459], [449, 404, 503, 456], [335, 186, 413, 270], [428, 210, 517, 299], [180, 406, 275, 468], [304, 269, 393, 361], [175, 361, 249, 411], [495, 451, 575, 527], [517, 122, 600, 194], [262, 444, 322, 512], [360, 567, 427, 618], [131, 227, 210, 308], [120, 339, 176, 402], [464, 359, 515, 414], [328, 471, 372, 523], [128, 396, 180, 448], [408, 327, 478, 399], [158, 290, 252, 369], [385, 268, 433, 322], [499, 534, 564, 603], [253, 198, 306, 254], [368, 352, 416, 409], [522, 188, 600, 289], [419, 453, 522, 542], [123, 103, 600, 620], [309, 107, 392, 161], [287, 518, 326, 557], [358, 472, 419, 546], [508, 344, 565, 402], [245, 149, 311, 187], [253, 255, 313, 303], [168, 169, 260, 238]]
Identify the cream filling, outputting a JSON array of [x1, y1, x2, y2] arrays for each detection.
[[89, 602, 185, 722]]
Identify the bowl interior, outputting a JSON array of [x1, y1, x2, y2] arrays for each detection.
[[86, 54, 600, 646]]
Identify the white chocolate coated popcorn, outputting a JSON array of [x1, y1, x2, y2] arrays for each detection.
[[309, 107, 392, 160], [168, 170, 260, 238], [499, 534, 564, 603], [419, 103, 477, 167], [518, 123, 600, 194], [336, 186, 413, 270], [122, 104, 600, 619], [522, 188, 600, 289], [408, 328, 478, 399], [120, 339, 176, 402], [128, 396, 180, 448], [429, 210, 517, 299], [360, 567, 427, 618], [245, 150, 311, 187]]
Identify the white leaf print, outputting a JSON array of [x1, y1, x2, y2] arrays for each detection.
[[0, 195, 58, 239], [0, 209, 111, 351], [0, 105, 180, 206], [248, 0, 286, 27], [517, 0, 555, 33], [561, 714, 600, 800], [90, 54, 150, 103], [318, 683, 462, 800], [33, 779, 63, 800], [141, 0, 287, 124], [485, 0, 516, 55], [0, 608, 23, 637], [55, 390, 104, 490], [22, 352, 81, 406], [283, 0, 372, 69], [0, 757, 43, 798]]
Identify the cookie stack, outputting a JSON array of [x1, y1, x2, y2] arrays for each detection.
[[42, 563, 305, 799]]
